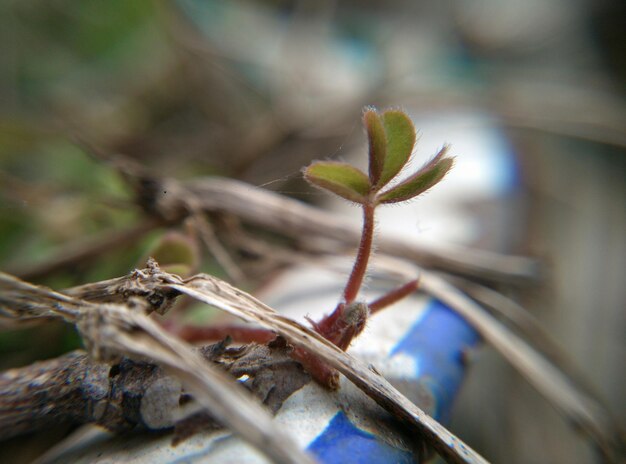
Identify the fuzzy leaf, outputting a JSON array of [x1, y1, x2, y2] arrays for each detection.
[[363, 109, 386, 185], [377, 110, 417, 188], [377, 146, 453, 204], [303, 161, 370, 204]]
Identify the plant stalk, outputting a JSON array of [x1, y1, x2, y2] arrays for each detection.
[[342, 203, 375, 304], [368, 279, 419, 313]]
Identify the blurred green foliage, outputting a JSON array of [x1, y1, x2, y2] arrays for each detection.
[[0, 1, 173, 367], [1, 1, 160, 104]]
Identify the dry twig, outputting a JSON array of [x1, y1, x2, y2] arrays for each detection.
[[418, 271, 623, 462], [0, 263, 489, 464], [8, 170, 540, 284], [0, 269, 316, 464]]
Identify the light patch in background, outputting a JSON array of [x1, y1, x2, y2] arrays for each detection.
[[408, 110, 517, 197], [337, 109, 518, 247]]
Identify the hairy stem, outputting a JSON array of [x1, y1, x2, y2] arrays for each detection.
[[342, 203, 375, 304], [176, 324, 276, 344], [368, 279, 419, 314]]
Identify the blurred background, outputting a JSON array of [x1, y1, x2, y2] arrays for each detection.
[[0, 1, 624, 463]]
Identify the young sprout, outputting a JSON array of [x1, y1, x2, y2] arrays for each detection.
[[173, 108, 454, 389], [300, 108, 453, 385]]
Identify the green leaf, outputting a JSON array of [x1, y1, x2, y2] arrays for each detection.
[[377, 146, 453, 204], [377, 110, 416, 188], [145, 231, 198, 277], [303, 161, 370, 204], [363, 108, 386, 185]]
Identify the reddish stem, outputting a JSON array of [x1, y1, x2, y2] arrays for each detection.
[[172, 322, 340, 388], [368, 279, 419, 314], [175, 324, 276, 344], [291, 347, 340, 389], [167, 202, 417, 390], [342, 203, 375, 304], [307, 202, 375, 360]]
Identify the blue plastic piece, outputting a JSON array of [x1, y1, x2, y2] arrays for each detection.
[[391, 299, 481, 423], [308, 299, 481, 462], [308, 412, 414, 464]]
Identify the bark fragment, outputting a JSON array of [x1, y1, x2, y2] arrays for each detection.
[[0, 339, 310, 442]]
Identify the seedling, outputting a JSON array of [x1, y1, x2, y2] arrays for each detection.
[[173, 108, 454, 388], [293, 107, 453, 386]]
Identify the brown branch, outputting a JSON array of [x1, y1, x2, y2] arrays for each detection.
[[188, 212, 245, 284], [0, 351, 109, 441], [0, 268, 316, 464], [178, 177, 540, 284], [0, 340, 310, 444], [5, 161, 538, 285]]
